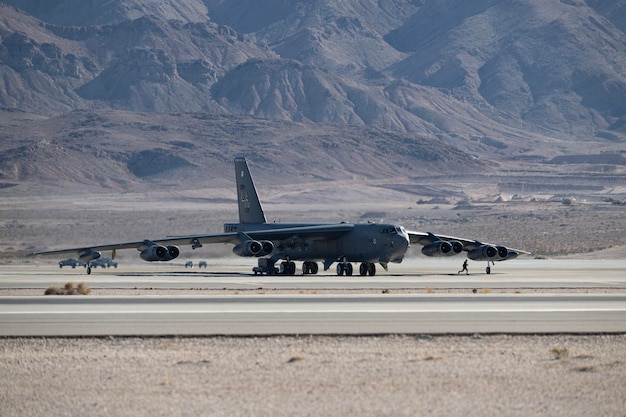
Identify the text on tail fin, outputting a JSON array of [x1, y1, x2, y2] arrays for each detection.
[[234, 157, 266, 224]]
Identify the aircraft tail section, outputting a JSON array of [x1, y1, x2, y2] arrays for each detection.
[[234, 157, 266, 224]]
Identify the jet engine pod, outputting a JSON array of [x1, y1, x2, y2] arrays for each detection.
[[467, 245, 498, 261], [260, 240, 274, 256], [495, 246, 520, 261], [160, 245, 180, 261], [79, 251, 101, 263], [232, 240, 263, 257], [421, 241, 453, 257], [421, 240, 463, 257], [449, 240, 463, 254], [140, 245, 169, 262]]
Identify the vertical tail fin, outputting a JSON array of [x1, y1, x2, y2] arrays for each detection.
[[234, 157, 266, 224]]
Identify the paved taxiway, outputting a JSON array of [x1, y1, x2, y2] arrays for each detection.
[[1, 259, 625, 336]]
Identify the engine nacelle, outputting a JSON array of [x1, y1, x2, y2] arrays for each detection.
[[496, 245, 508, 259], [140, 245, 179, 262], [467, 245, 498, 261], [79, 251, 101, 263], [162, 246, 180, 261], [494, 247, 519, 261], [233, 240, 263, 257], [232, 240, 274, 257], [260, 240, 274, 256], [421, 240, 462, 257]]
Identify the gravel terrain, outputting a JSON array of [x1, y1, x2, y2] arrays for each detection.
[[2, 162, 625, 416], [1, 335, 625, 417]]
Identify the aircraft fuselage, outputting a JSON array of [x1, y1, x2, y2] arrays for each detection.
[[224, 221, 409, 264]]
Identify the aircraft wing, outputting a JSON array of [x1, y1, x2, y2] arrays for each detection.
[[31, 223, 355, 258], [408, 231, 486, 251], [407, 230, 532, 260], [29, 233, 240, 258]]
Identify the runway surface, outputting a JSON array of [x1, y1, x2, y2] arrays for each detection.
[[1, 259, 625, 336]]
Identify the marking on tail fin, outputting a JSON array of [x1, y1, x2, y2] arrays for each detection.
[[234, 157, 266, 224]]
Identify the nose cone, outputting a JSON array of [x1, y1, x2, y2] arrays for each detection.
[[390, 234, 410, 263]]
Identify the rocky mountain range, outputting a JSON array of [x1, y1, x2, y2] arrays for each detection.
[[1, 0, 625, 190]]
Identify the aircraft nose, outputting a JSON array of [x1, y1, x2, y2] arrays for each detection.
[[391, 234, 410, 261], [400, 235, 409, 252]]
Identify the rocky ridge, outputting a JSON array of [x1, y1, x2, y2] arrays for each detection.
[[0, 0, 625, 191]]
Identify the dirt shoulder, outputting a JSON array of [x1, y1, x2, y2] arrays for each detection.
[[1, 335, 625, 417]]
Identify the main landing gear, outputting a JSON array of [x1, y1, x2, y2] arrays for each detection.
[[252, 258, 376, 277], [302, 261, 319, 275], [336, 261, 376, 276], [336, 262, 353, 276], [279, 260, 297, 275], [253, 258, 305, 275]]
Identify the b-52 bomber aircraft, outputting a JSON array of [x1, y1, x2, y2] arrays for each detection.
[[32, 157, 530, 275]]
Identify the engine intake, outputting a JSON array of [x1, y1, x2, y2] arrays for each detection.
[[140, 245, 179, 262], [260, 240, 274, 256], [421, 240, 462, 257], [496, 246, 508, 259], [162, 245, 180, 261], [467, 245, 498, 261], [233, 240, 262, 257], [233, 240, 274, 257]]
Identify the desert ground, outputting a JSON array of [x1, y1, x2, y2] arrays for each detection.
[[1, 335, 625, 417], [1, 175, 625, 417], [1, 175, 625, 261]]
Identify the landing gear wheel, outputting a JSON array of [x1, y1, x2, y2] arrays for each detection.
[[359, 262, 376, 276], [87, 266, 92, 275], [337, 262, 353, 276], [280, 261, 296, 275], [486, 266, 491, 274], [303, 261, 319, 275]]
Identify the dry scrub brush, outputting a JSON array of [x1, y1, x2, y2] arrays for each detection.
[[551, 347, 570, 360], [44, 281, 91, 295]]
